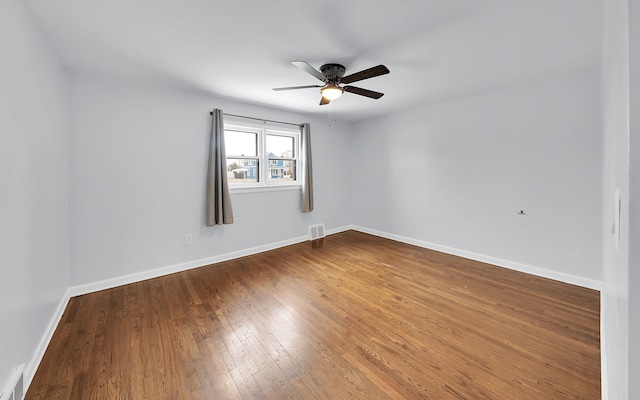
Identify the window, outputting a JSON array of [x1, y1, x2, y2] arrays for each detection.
[[224, 121, 300, 189]]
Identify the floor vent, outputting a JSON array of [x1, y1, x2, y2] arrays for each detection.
[[1, 364, 25, 400], [308, 224, 326, 241]]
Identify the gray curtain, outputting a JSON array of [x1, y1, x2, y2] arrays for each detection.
[[206, 109, 234, 225], [300, 123, 314, 212]]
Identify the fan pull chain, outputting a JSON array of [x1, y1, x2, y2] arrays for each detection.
[[328, 102, 337, 128]]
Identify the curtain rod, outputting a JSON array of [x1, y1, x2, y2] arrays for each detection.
[[210, 111, 300, 127]]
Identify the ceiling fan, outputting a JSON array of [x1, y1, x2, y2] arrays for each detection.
[[273, 61, 390, 105]]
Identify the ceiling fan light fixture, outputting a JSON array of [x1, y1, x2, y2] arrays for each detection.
[[321, 84, 343, 100]]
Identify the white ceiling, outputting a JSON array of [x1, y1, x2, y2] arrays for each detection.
[[23, 0, 602, 122]]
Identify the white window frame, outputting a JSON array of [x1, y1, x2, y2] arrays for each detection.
[[224, 120, 301, 191]]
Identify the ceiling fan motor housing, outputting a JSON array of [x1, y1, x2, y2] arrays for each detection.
[[320, 63, 346, 81]]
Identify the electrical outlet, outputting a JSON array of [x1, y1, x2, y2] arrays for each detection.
[[185, 234, 193, 245]]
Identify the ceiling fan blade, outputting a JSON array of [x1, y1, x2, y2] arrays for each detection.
[[291, 61, 326, 81], [344, 86, 384, 99], [341, 65, 390, 84], [319, 96, 331, 105], [273, 85, 322, 91]]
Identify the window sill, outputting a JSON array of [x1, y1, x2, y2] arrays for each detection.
[[229, 185, 301, 194]]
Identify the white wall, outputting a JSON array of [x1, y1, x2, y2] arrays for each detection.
[[67, 73, 351, 287], [351, 67, 602, 286], [0, 0, 69, 391], [601, 0, 640, 398]]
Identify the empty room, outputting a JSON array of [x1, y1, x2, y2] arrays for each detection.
[[1, 0, 638, 399]]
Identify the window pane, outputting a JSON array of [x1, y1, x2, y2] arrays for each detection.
[[266, 134, 294, 158], [267, 159, 296, 183], [225, 130, 257, 157], [227, 158, 259, 184]]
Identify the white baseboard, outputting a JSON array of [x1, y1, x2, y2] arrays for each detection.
[[325, 225, 352, 236], [68, 225, 352, 298], [69, 234, 304, 297], [24, 287, 72, 389], [351, 225, 602, 291]]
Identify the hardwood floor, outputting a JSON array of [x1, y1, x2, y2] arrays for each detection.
[[26, 231, 600, 399]]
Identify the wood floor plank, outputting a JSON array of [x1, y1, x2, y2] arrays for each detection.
[[26, 231, 600, 399]]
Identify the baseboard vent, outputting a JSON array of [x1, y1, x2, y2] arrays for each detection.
[[308, 224, 325, 241], [1, 364, 25, 400]]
